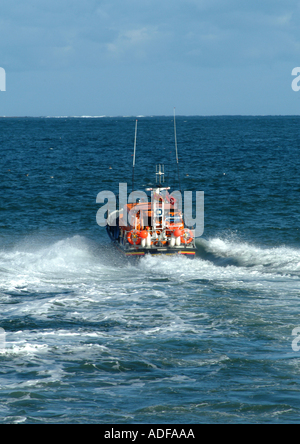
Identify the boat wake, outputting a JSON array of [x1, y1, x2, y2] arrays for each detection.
[[196, 236, 300, 277], [1, 234, 300, 301], [0, 235, 120, 296]]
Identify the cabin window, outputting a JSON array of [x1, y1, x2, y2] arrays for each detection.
[[166, 216, 181, 224]]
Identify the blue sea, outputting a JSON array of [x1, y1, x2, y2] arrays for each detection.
[[1, 115, 300, 424]]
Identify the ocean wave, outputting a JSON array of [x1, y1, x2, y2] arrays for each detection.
[[1, 234, 300, 304], [197, 237, 300, 276]]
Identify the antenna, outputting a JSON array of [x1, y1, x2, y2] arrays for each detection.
[[173, 108, 181, 192], [132, 119, 137, 192]]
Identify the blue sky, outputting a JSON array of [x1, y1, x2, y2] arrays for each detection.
[[1, 0, 300, 116]]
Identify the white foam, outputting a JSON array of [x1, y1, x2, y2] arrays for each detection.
[[1, 234, 299, 344], [200, 237, 300, 275], [0, 235, 113, 296]]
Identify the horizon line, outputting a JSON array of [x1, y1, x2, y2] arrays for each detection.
[[0, 114, 300, 118]]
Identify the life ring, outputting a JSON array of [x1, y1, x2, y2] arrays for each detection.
[[127, 230, 141, 245], [181, 229, 193, 244]]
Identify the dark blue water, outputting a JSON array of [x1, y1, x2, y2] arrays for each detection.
[[1, 116, 300, 423]]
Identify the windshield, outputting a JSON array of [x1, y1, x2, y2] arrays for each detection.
[[166, 216, 182, 224]]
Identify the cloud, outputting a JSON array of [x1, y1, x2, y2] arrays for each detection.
[[1, 0, 300, 115], [1, 0, 300, 71], [106, 26, 165, 62]]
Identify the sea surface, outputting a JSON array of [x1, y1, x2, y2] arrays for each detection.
[[1, 115, 300, 424]]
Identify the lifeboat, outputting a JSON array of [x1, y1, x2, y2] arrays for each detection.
[[105, 118, 197, 259], [106, 183, 197, 259]]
